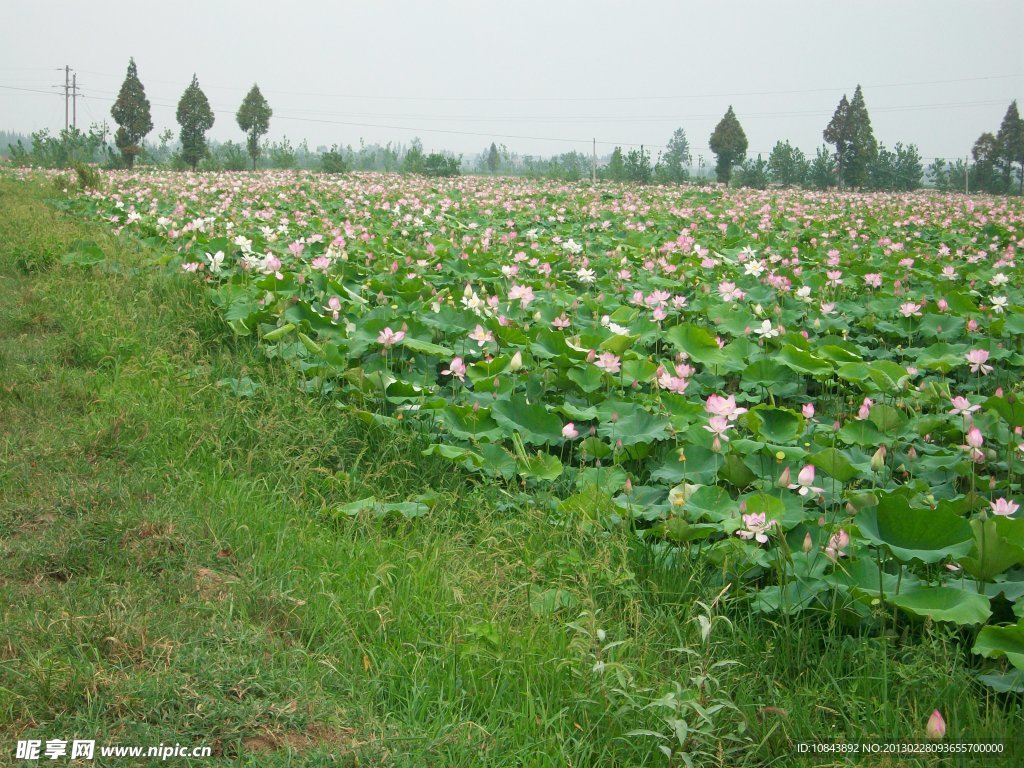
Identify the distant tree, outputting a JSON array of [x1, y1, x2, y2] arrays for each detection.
[[422, 152, 461, 177], [844, 86, 877, 188], [268, 136, 297, 169], [604, 146, 626, 181], [110, 58, 153, 169], [175, 75, 215, 171], [655, 127, 690, 183], [767, 140, 808, 186], [995, 101, 1024, 194], [624, 145, 652, 183], [893, 143, 923, 190], [708, 106, 748, 183], [320, 144, 349, 174], [486, 142, 499, 174], [928, 158, 950, 191], [972, 132, 1003, 193], [403, 138, 424, 173], [823, 95, 850, 186], [236, 85, 272, 170], [735, 154, 769, 189], [809, 145, 838, 189]]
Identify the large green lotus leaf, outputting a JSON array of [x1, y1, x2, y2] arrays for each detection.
[[866, 360, 910, 391], [890, 587, 992, 626], [439, 405, 505, 442], [574, 466, 628, 495], [976, 669, 1024, 694], [809, 448, 858, 482], [491, 396, 564, 445], [752, 581, 828, 615], [741, 359, 787, 389], [777, 345, 832, 377], [836, 362, 870, 383], [837, 419, 886, 447], [960, 518, 1024, 580], [597, 408, 671, 447], [567, 365, 604, 393], [916, 341, 967, 372], [685, 485, 737, 522], [855, 495, 973, 563], [825, 557, 923, 599], [422, 443, 485, 470], [620, 358, 658, 385], [664, 323, 723, 365], [650, 446, 720, 485], [868, 403, 907, 434], [818, 344, 863, 364], [599, 333, 641, 354], [516, 452, 563, 481], [972, 620, 1024, 671], [985, 395, 1024, 429], [578, 436, 611, 460], [745, 405, 804, 444], [718, 454, 756, 488]]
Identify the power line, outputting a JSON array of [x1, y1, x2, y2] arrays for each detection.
[[69, 69, 1023, 103]]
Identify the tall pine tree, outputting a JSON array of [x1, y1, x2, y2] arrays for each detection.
[[110, 58, 153, 169], [176, 75, 215, 171], [708, 106, 748, 184], [845, 85, 877, 188], [823, 95, 850, 186], [995, 101, 1024, 194], [236, 85, 272, 171]]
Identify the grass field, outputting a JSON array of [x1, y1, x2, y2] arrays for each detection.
[[1, 177, 1022, 766]]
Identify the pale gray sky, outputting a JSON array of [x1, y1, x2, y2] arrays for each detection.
[[1, 0, 1021, 162]]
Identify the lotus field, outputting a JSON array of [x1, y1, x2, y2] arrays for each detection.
[[73, 171, 1024, 691]]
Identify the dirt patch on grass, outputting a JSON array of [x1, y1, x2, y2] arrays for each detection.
[[241, 725, 356, 755], [194, 566, 240, 600]]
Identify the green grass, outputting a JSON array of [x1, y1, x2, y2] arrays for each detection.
[[0, 176, 1021, 767]]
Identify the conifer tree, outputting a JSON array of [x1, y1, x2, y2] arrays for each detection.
[[708, 106, 748, 184], [995, 101, 1024, 194], [236, 85, 272, 171], [176, 75, 215, 171], [110, 58, 153, 169]]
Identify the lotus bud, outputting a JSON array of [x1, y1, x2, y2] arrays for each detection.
[[846, 502, 857, 516], [907, 446, 918, 461], [587, 349, 597, 363], [989, 475, 997, 490], [996, 387, 1004, 397], [624, 478, 633, 493], [509, 351, 523, 371], [493, 378, 500, 389], [871, 446, 887, 472], [777, 466, 792, 488], [615, 438, 623, 451], [925, 710, 945, 740], [802, 532, 813, 553], [802, 403, 815, 419], [472, 400, 480, 412], [818, 515, 826, 526]]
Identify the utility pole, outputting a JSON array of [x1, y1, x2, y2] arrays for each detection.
[[63, 65, 70, 132], [965, 155, 969, 195], [592, 138, 596, 183], [71, 73, 78, 130]]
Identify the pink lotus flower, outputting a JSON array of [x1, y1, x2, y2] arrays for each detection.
[[704, 415, 733, 442], [594, 352, 621, 374], [789, 465, 825, 497], [899, 302, 923, 318], [857, 397, 873, 420], [442, 356, 466, 382], [926, 710, 945, 740], [965, 349, 993, 375], [377, 327, 406, 348], [948, 396, 980, 418], [990, 498, 1019, 517], [825, 529, 850, 558], [737, 512, 775, 544], [468, 324, 494, 347], [705, 394, 748, 421], [802, 403, 815, 419], [562, 422, 579, 440], [966, 426, 984, 449]]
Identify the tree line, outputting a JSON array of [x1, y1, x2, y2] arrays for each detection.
[[5, 59, 1023, 194]]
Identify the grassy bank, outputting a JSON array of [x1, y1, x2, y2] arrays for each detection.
[[0, 177, 1020, 766]]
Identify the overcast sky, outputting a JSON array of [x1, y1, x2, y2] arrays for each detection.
[[1, 0, 1021, 163]]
